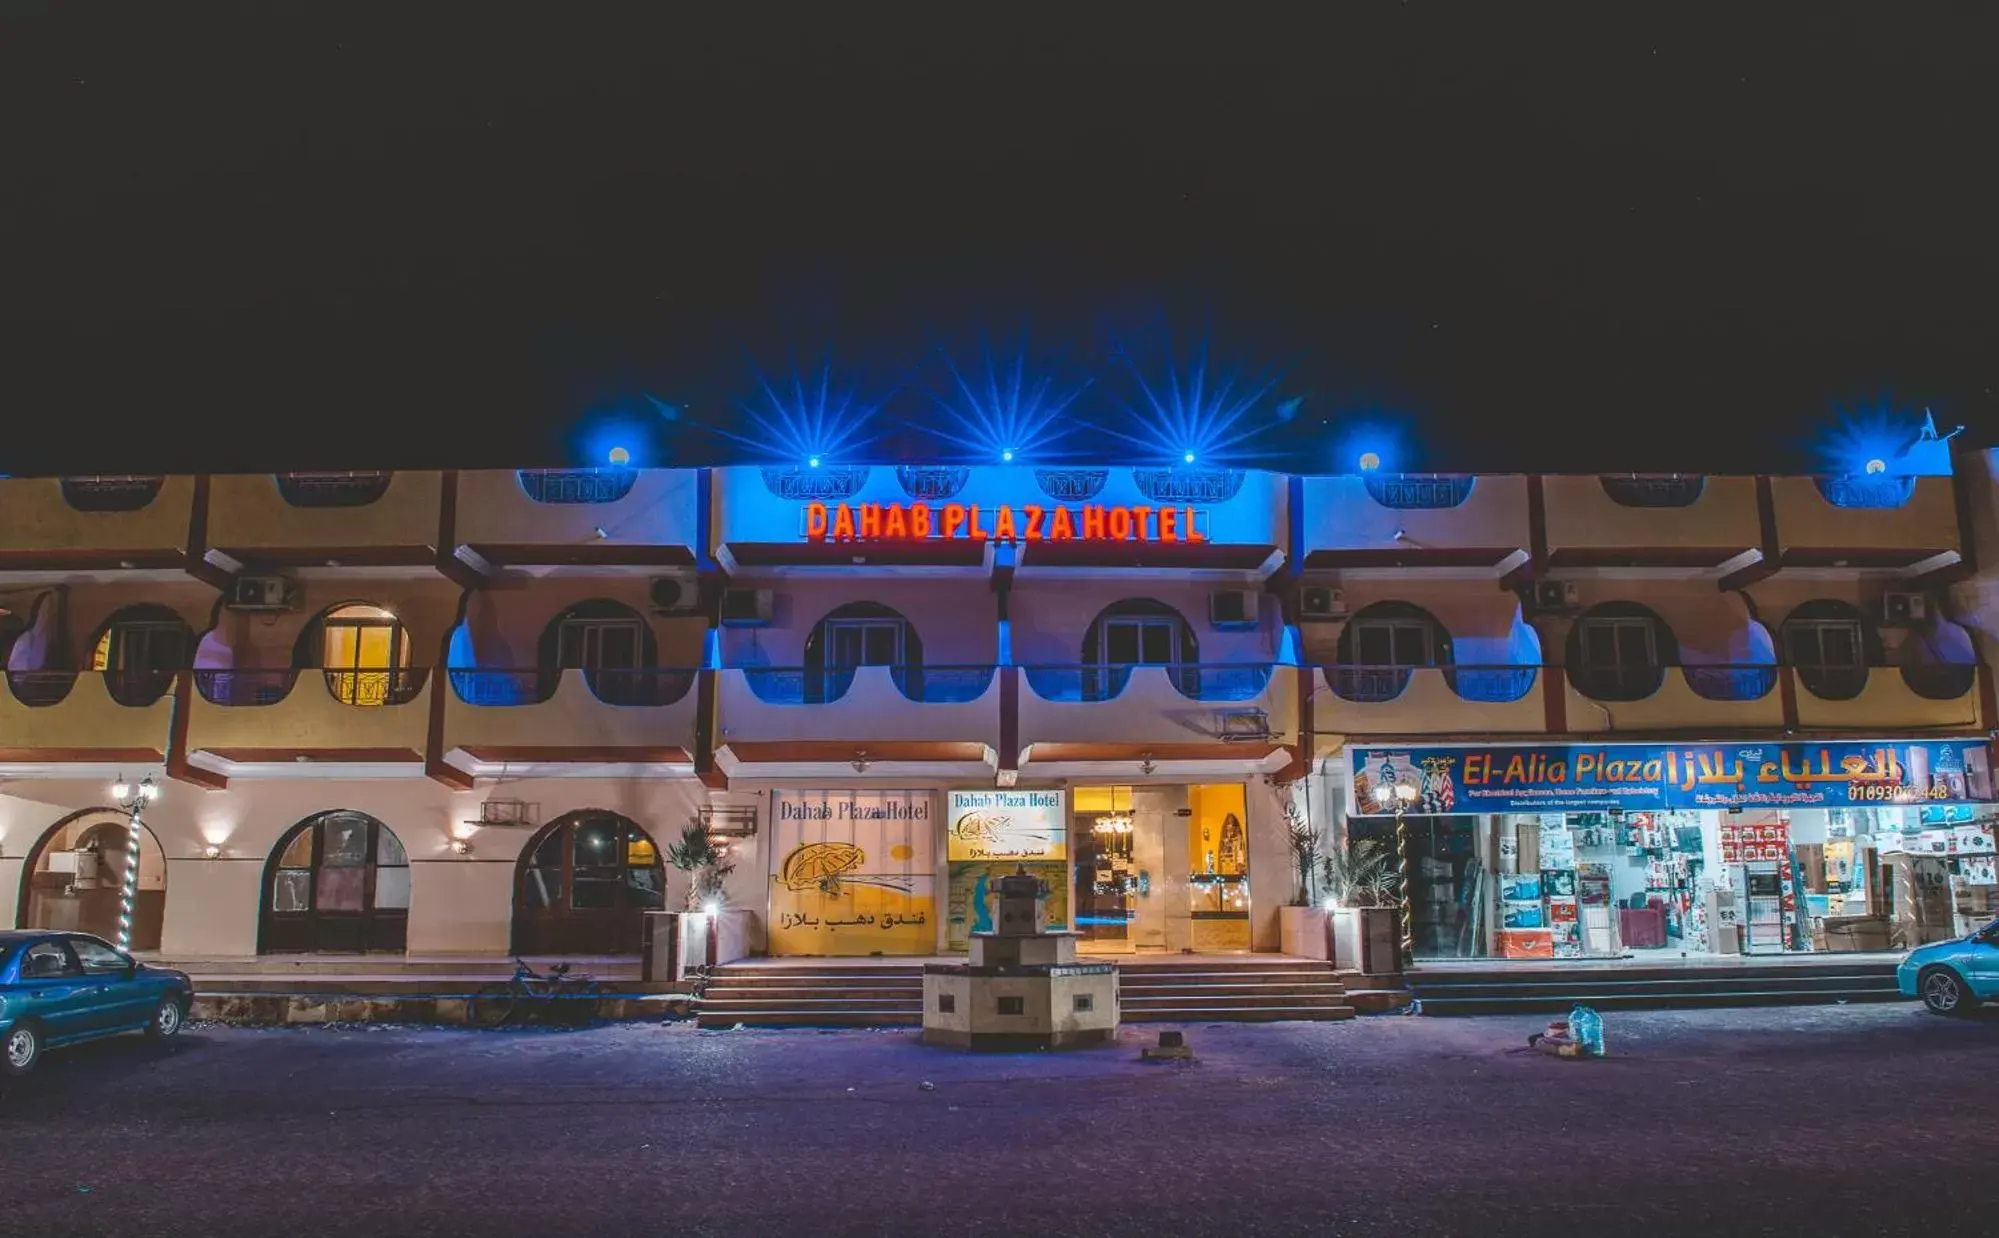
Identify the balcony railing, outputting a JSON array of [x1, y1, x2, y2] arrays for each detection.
[[59, 475, 167, 512], [1021, 663, 1275, 704], [274, 471, 394, 508], [5, 668, 199, 708], [447, 666, 697, 708], [739, 664, 999, 706], [1570, 663, 1779, 704], [194, 667, 429, 707], [1322, 664, 1539, 704]]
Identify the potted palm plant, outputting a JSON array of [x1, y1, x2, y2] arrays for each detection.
[[1277, 804, 1333, 960], [666, 822, 748, 967], [1320, 839, 1401, 975]]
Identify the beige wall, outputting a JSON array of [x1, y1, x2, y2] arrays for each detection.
[[198, 577, 465, 668], [1009, 577, 1278, 666], [459, 576, 705, 670], [1298, 577, 1536, 666], [720, 576, 1006, 667]]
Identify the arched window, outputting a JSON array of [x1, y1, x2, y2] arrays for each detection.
[[1567, 602, 1677, 701], [1781, 600, 1875, 701], [89, 604, 190, 706], [260, 811, 409, 954], [539, 600, 662, 706], [17, 810, 167, 951], [513, 811, 665, 954], [296, 604, 418, 706], [1332, 602, 1452, 702], [803, 601, 920, 703], [1081, 599, 1198, 701]]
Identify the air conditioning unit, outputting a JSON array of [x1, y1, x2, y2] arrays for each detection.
[[1298, 585, 1348, 622], [1882, 591, 1929, 626], [1209, 589, 1260, 630], [228, 575, 294, 611], [649, 577, 699, 615], [1531, 580, 1580, 613], [469, 799, 538, 828], [720, 587, 775, 627]]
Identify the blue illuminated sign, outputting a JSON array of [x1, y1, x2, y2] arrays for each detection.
[[1348, 739, 1996, 815]]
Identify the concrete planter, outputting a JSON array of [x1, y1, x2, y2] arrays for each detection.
[[1278, 906, 1333, 960], [1331, 906, 1400, 975]]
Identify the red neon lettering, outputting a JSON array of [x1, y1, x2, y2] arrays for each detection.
[[943, 504, 967, 537], [1049, 506, 1076, 540], [884, 504, 908, 538], [1159, 506, 1179, 542], [859, 503, 882, 539], [1081, 505, 1107, 539], [807, 503, 830, 539], [911, 503, 933, 537], [969, 505, 988, 539], [1130, 505, 1154, 540], [1024, 505, 1044, 540], [1107, 507, 1133, 540], [831, 504, 856, 540], [1184, 506, 1205, 543], [992, 505, 1017, 541]]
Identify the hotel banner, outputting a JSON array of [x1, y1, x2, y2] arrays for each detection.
[[767, 790, 936, 955], [1348, 739, 1997, 816]]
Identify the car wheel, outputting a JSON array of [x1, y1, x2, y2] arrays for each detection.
[[1920, 966, 1975, 1016], [145, 994, 186, 1040], [3, 1023, 41, 1077]]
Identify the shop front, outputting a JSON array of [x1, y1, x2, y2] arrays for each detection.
[[1347, 740, 1999, 963], [1065, 783, 1252, 954]]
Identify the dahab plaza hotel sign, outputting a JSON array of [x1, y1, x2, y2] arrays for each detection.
[[805, 501, 1212, 544]]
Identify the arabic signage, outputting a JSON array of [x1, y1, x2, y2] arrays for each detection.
[[805, 502, 1210, 544], [767, 790, 937, 955], [1347, 740, 1997, 815], [946, 790, 1067, 862]]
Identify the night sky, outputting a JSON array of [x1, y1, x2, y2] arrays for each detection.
[[3, 4, 1995, 477]]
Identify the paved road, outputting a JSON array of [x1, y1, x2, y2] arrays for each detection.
[[1, 1004, 1995, 1237]]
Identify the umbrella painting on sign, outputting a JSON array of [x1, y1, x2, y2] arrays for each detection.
[[767, 790, 937, 955], [945, 790, 1067, 950]]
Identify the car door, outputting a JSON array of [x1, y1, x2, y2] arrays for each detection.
[[1963, 922, 1999, 1000], [11, 939, 101, 1043], [68, 936, 150, 1030]]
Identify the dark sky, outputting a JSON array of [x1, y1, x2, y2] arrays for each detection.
[[3, 3, 1996, 476]]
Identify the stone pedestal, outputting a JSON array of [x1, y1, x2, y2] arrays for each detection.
[[923, 867, 1120, 1050]]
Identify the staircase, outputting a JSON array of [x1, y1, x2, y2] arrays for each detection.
[[694, 958, 1356, 1029], [696, 963, 923, 1029], [1408, 959, 1905, 1016], [1119, 959, 1354, 1022]]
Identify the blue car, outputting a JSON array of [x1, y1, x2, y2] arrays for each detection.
[[0, 930, 194, 1077], [1898, 918, 1999, 1015]]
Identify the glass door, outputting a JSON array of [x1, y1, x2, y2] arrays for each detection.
[[557, 616, 646, 703], [1072, 786, 1138, 950], [322, 607, 410, 706]]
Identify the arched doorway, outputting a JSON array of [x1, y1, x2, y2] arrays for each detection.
[[17, 809, 167, 950], [539, 600, 658, 705], [294, 603, 418, 706], [1081, 598, 1198, 700], [1332, 600, 1453, 702], [803, 601, 921, 701], [1566, 601, 1678, 701], [512, 811, 665, 954], [88, 603, 191, 706], [260, 811, 410, 954]]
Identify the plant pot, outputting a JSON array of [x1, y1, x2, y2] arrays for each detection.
[[1332, 906, 1401, 975], [1278, 906, 1332, 960]]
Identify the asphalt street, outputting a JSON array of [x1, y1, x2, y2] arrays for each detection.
[[1, 1004, 1995, 1238]]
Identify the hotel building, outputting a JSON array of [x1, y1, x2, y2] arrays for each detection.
[[2, 447, 1995, 969]]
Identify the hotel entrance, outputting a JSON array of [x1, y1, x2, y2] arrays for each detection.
[[1069, 784, 1251, 954]]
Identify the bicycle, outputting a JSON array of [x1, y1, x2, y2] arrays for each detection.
[[468, 958, 605, 1028]]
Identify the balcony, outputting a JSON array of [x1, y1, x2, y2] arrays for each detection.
[[1314, 665, 1545, 736], [442, 668, 701, 775], [716, 664, 1002, 774], [0, 671, 174, 764], [1016, 664, 1297, 773], [185, 667, 433, 771], [1790, 664, 1982, 731], [1564, 665, 1785, 733], [1297, 474, 1531, 571], [0, 474, 198, 572], [1541, 475, 1762, 569], [1770, 475, 1961, 573], [204, 471, 446, 570], [452, 468, 700, 570]]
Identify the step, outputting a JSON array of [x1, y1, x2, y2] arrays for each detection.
[[1346, 988, 1416, 1015], [166, 956, 641, 978], [1124, 1004, 1356, 1022], [695, 1011, 922, 1029], [1417, 988, 1910, 1016], [703, 975, 924, 990], [1118, 980, 1346, 997], [1412, 976, 1899, 1001], [1122, 993, 1348, 1011]]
